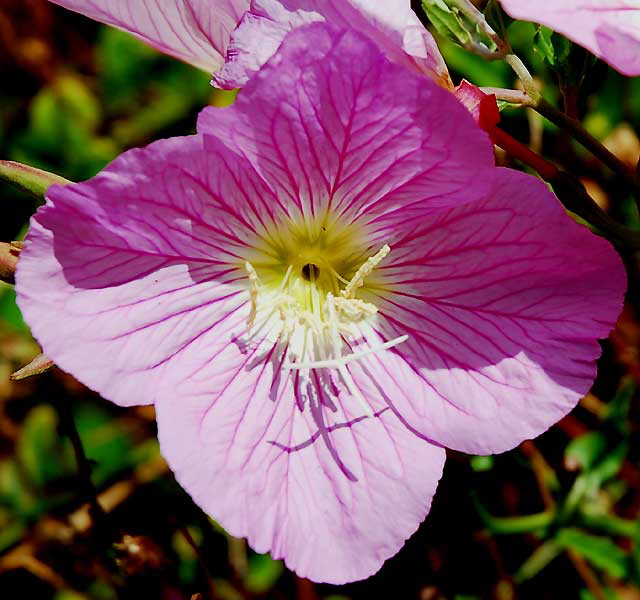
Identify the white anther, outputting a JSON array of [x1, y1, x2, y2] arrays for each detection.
[[245, 261, 261, 328], [341, 245, 390, 299], [332, 296, 378, 321]]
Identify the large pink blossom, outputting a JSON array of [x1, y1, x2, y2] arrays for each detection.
[[16, 24, 624, 583], [500, 0, 640, 76]]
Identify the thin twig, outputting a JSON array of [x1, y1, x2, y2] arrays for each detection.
[[179, 526, 217, 600], [536, 98, 638, 193], [495, 52, 639, 194], [566, 549, 607, 600], [521, 441, 556, 510], [50, 385, 106, 524]]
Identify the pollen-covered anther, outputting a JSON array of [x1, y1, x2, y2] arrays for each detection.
[[243, 243, 406, 394], [341, 244, 390, 299]]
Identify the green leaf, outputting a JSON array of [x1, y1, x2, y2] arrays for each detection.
[[244, 553, 284, 593], [555, 528, 628, 579], [515, 540, 562, 582], [580, 589, 618, 600], [532, 26, 571, 69], [605, 376, 634, 427], [591, 441, 628, 484], [565, 432, 607, 471], [16, 405, 75, 491], [473, 494, 554, 534], [533, 26, 556, 65], [422, 0, 473, 46], [73, 402, 148, 486], [438, 39, 511, 87], [581, 513, 638, 538], [470, 455, 494, 472], [0, 286, 27, 332]]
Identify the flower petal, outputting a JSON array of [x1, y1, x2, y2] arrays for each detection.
[[215, 0, 451, 89], [49, 0, 249, 72], [155, 336, 445, 583], [200, 23, 494, 227], [16, 135, 285, 406], [351, 168, 625, 454], [499, 0, 640, 76]]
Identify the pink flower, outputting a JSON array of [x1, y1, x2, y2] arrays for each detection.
[[48, 0, 451, 89], [500, 0, 640, 76], [214, 0, 452, 89], [16, 24, 624, 583], [48, 0, 250, 72]]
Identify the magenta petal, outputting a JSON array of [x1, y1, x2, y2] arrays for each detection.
[[500, 0, 640, 76], [201, 23, 494, 224], [15, 135, 283, 406], [156, 351, 445, 583], [49, 0, 249, 72], [352, 169, 625, 454], [215, 0, 451, 89]]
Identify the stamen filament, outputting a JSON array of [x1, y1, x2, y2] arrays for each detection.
[[284, 334, 409, 369], [341, 245, 390, 299]]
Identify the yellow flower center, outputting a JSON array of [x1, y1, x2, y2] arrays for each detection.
[[242, 214, 407, 416]]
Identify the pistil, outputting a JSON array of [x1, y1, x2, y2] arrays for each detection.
[[244, 243, 407, 417]]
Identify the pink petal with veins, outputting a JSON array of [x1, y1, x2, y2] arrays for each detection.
[[49, 0, 249, 72], [214, 0, 451, 88]]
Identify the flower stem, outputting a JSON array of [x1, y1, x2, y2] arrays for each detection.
[[489, 126, 558, 180], [504, 54, 541, 102], [51, 383, 106, 524], [0, 160, 70, 199], [490, 126, 640, 249], [497, 52, 638, 194], [535, 98, 638, 192]]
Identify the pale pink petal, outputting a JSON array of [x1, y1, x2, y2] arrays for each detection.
[[201, 23, 493, 227], [16, 135, 285, 406], [214, 0, 451, 89], [155, 337, 445, 583], [349, 168, 625, 454], [49, 0, 249, 72], [500, 0, 640, 76]]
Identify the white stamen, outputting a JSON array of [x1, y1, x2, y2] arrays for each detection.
[[244, 241, 401, 420], [245, 261, 261, 327], [341, 244, 390, 299], [284, 334, 408, 369]]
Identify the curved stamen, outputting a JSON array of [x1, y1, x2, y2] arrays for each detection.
[[243, 243, 401, 418]]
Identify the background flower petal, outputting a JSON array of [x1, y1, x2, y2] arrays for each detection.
[[351, 168, 626, 454], [215, 0, 451, 89], [49, 0, 249, 72], [200, 22, 493, 228], [499, 0, 640, 76], [155, 344, 445, 583], [15, 135, 286, 406]]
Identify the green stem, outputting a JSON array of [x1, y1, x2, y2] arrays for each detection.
[[483, 510, 556, 535], [550, 172, 640, 249], [536, 98, 638, 192], [51, 383, 106, 524], [0, 160, 70, 199], [498, 52, 638, 193], [580, 513, 638, 537], [504, 54, 541, 102]]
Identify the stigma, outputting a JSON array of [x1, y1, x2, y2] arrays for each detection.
[[243, 243, 407, 417]]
